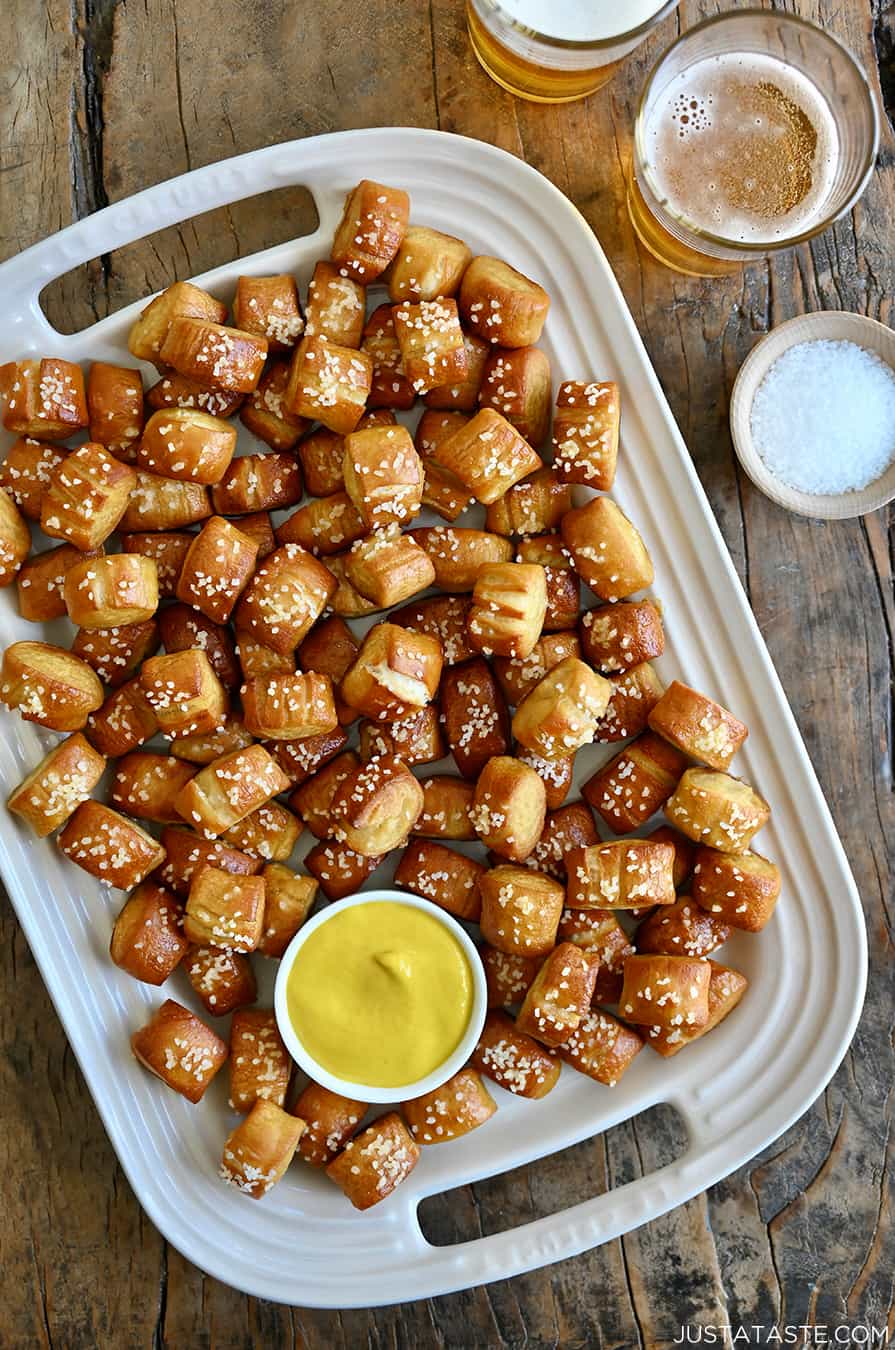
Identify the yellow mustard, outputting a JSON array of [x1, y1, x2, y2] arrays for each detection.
[[286, 901, 474, 1088]]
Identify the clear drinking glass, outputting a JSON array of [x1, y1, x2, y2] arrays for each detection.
[[466, 0, 681, 104], [628, 10, 880, 276]]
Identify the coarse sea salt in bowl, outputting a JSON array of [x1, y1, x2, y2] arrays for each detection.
[[729, 311, 895, 519]]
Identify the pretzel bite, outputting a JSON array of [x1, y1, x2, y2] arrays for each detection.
[[140, 650, 227, 741], [127, 281, 227, 365], [290, 750, 359, 839], [258, 864, 317, 958], [632, 829, 685, 892], [240, 360, 309, 452], [228, 1009, 291, 1113], [236, 639, 295, 688], [479, 347, 552, 447], [72, 610, 158, 686], [558, 1009, 643, 1086], [0, 437, 66, 520], [0, 357, 88, 440], [415, 417, 475, 522], [234, 511, 276, 561], [59, 801, 165, 888], [471, 756, 546, 862], [666, 769, 770, 854], [41, 442, 136, 550], [7, 732, 106, 837], [331, 179, 409, 284], [387, 225, 472, 302], [394, 839, 484, 921], [0, 488, 31, 586], [184, 945, 256, 1016], [136, 408, 235, 486], [172, 517, 257, 625], [121, 531, 192, 600], [493, 631, 581, 707], [552, 381, 620, 490], [233, 274, 303, 352], [64, 555, 159, 630], [424, 330, 490, 412], [110, 752, 196, 823], [326, 1110, 419, 1211], [480, 946, 541, 1008], [157, 826, 260, 896], [691, 847, 781, 931], [485, 468, 570, 538], [620, 953, 711, 1031], [345, 527, 435, 609], [304, 261, 366, 349], [430, 408, 542, 505], [211, 451, 303, 516], [170, 728, 247, 777], [583, 731, 686, 834], [285, 335, 372, 434], [468, 562, 547, 661], [109, 881, 189, 985], [158, 603, 240, 690], [86, 678, 158, 757], [297, 615, 359, 725], [648, 961, 748, 1056], [357, 705, 445, 766], [132, 998, 227, 1102], [594, 662, 664, 743], [516, 943, 597, 1047], [389, 594, 475, 666], [523, 801, 598, 880], [515, 745, 575, 811], [145, 371, 245, 419], [174, 744, 290, 839], [391, 298, 468, 395], [557, 907, 634, 1003], [296, 427, 346, 497], [512, 656, 611, 761], [516, 534, 580, 633], [562, 498, 654, 602], [184, 866, 265, 952], [342, 425, 424, 531], [235, 544, 335, 655], [331, 754, 424, 856], [479, 864, 563, 956], [440, 657, 509, 779], [159, 318, 267, 393], [340, 622, 442, 724], [221, 800, 301, 862], [1, 641, 103, 731], [221, 1099, 304, 1198], [304, 838, 384, 900], [567, 840, 675, 910], [17, 545, 100, 623], [636, 895, 730, 958], [471, 1010, 559, 1099], [294, 1082, 367, 1167], [407, 527, 512, 594], [413, 775, 476, 840], [276, 491, 367, 557], [648, 682, 748, 772], [404, 1068, 496, 1145], [360, 304, 416, 410], [118, 471, 211, 532], [459, 257, 550, 348], [320, 553, 378, 619]]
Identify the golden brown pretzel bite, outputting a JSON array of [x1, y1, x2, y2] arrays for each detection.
[[582, 731, 686, 834], [413, 775, 476, 840], [121, 531, 193, 600], [331, 754, 424, 856], [648, 681, 748, 772], [415, 415, 475, 523], [127, 281, 226, 366], [59, 800, 166, 889], [561, 497, 654, 602], [485, 468, 570, 538], [440, 657, 510, 780], [429, 408, 542, 504], [389, 594, 476, 666], [471, 1010, 559, 1098], [276, 491, 367, 558], [86, 678, 158, 758], [285, 335, 372, 434], [290, 750, 360, 839], [41, 442, 136, 550], [480, 945, 541, 1009], [304, 261, 365, 349], [479, 347, 552, 447], [221, 800, 301, 863], [0, 488, 31, 587], [0, 436, 66, 520], [220, 1100, 304, 1197], [394, 839, 484, 922], [118, 471, 211, 532], [552, 380, 620, 490], [210, 451, 303, 516], [185, 945, 257, 1017], [360, 304, 416, 411], [233, 274, 304, 352], [235, 543, 335, 655], [258, 864, 317, 958], [157, 826, 261, 896], [387, 225, 472, 302], [331, 179, 409, 284], [666, 769, 770, 853], [645, 823, 696, 890], [140, 649, 228, 741], [357, 704, 445, 766], [175, 516, 258, 624], [131, 998, 227, 1103], [240, 360, 309, 452], [566, 839, 676, 910], [404, 1068, 497, 1145], [325, 1112, 419, 1211], [159, 317, 267, 393], [228, 1009, 291, 1114], [620, 953, 711, 1031], [345, 526, 435, 609], [241, 671, 338, 743], [691, 847, 781, 931], [184, 867, 265, 952], [471, 755, 546, 862], [146, 371, 244, 419], [594, 662, 664, 743], [493, 631, 581, 707], [515, 745, 575, 811], [647, 962, 748, 1056], [137, 408, 237, 484], [522, 801, 599, 879], [87, 362, 144, 459], [516, 943, 597, 1047], [109, 881, 189, 985], [265, 726, 348, 788], [17, 545, 103, 624], [468, 562, 547, 660], [304, 838, 383, 900], [64, 555, 159, 630], [557, 1009, 644, 1086], [479, 864, 563, 956], [234, 510, 276, 561], [1, 641, 103, 731], [109, 752, 196, 824], [516, 533, 580, 633], [557, 907, 634, 1003], [459, 256, 550, 348], [512, 656, 611, 761], [343, 424, 423, 530], [392, 298, 468, 395], [636, 895, 731, 958], [407, 526, 513, 592], [0, 357, 88, 440], [158, 603, 240, 690], [293, 1082, 367, 1167], [340, 621, 442, 722], [174, 744, 290, 839], [7, 732, 106, 838], [424, 330, 489, 412], [296, 427, 345, 498]]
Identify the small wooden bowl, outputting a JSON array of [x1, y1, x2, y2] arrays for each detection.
[[730, 311, 895, 520]]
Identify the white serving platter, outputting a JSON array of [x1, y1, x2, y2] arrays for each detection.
[[0, 128, 866, 1308]]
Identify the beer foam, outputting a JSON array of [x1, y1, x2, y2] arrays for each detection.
[[643, 51, 839, 243], [496, 0, 670, 43]]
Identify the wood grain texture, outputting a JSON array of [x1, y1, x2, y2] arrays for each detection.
[[2, 0, 893, 1344]]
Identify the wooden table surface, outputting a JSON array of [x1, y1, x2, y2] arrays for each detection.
[[4, 0, 894, 1344]]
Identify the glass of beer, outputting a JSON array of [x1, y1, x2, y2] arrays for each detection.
[[466, 0, 681, 104], [629, 10, 879, 276]]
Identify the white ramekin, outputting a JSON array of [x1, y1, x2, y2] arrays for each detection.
[[273, 889, 487, 1106]]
